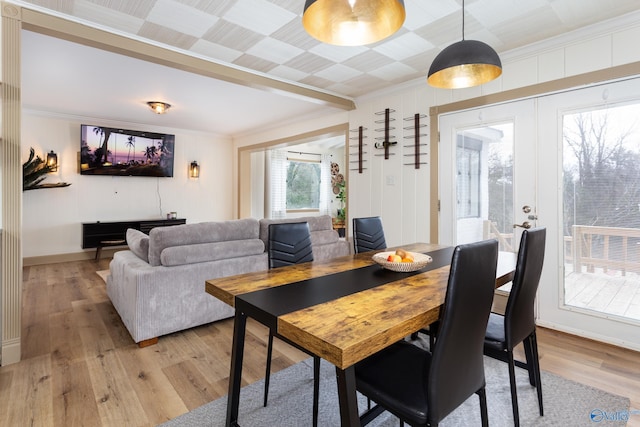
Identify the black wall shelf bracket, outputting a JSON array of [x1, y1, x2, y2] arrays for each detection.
[[403, 113, 428, 169]]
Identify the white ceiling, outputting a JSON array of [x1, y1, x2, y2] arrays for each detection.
[[13, 0, 640, 137]]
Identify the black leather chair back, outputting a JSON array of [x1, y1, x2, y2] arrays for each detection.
[[504, 227, 546, 347], [428, 239, 498, 422], [352, 216, 386, 253], [268, 222, 314, 268]]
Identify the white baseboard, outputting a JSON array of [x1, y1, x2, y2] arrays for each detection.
[[23, 248, 126, 266]]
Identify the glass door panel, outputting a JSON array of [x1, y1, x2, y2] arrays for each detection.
[[456, 123, 515, 251], [562, 103, 640, 322]]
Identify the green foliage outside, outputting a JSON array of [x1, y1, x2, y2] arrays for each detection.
[[286, 161, 321, 209]]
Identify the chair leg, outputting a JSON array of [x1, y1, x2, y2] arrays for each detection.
[[530, 332, 544, 416], [522, 335, 536, 386], [263, 330, 275, 407], [477, 387, 489, 427], [313, 356, 320, 427], [507, 350, 521, 427]]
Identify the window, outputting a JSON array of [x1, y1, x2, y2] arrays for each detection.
[[268, 149, 333, 218], [286, 160, 321, 210]]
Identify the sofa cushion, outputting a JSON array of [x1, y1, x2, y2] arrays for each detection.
[[160, 239, 265, 267], [148, 218, 260, 266], [126, 228, 149, 262], [311, 229, 342, 246], [259, 215, 335, 248]]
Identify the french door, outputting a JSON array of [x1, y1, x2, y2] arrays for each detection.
[[439, 79, 640, 350], [537, 78, 640, 350], [439, 99, 537, 251]]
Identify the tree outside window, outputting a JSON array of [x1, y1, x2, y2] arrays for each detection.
[[286, 160, 321, 210]]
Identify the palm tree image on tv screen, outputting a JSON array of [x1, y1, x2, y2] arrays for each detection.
[[80, 125, 175, 177]]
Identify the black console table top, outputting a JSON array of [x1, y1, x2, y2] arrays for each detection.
[[82, 218, 186, 249]]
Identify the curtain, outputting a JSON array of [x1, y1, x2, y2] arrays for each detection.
[[266, 149, 287, 219], [319, 154, 332, 216]]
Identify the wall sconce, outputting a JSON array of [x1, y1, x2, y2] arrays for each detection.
[[189, 161, 200, 178], [46, 150, 58, 172], [147, 101, 171, 114]]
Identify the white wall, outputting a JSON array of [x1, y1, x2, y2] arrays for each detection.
[[22, 112, 234, 258], [234, 11, 640, 248]]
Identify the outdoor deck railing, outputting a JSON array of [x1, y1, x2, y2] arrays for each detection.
[[571, 225, 640, 276]]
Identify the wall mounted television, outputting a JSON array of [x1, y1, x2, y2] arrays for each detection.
[[80, 124, 175, 177]]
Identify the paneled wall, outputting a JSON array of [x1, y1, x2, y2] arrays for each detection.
[[235, 11, 640, 248]]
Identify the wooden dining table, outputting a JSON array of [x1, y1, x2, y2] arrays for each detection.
[[205, 242, 517, 427]]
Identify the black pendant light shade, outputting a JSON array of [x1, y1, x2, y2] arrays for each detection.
[[427, 39, 502, 89], [302, 0, 405, 46]]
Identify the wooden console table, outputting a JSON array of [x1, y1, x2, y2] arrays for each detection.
[[82, 218, 186, 259]]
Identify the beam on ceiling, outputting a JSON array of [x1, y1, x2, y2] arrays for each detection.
[[19, 7, 356, 111]]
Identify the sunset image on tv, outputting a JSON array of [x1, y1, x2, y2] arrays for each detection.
[[80, 125, 175, 177]]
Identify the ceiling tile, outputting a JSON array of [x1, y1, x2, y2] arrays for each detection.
[[368, 62, 419, 81], [246, 37, 304, 64], [309, 44, 369, 63], [233, 53, 279, 73], [314, 64, 362, 83], [190, 39, 243, 63], [201, 19, 263, 51], [146, 0, 217, 38], [222, 0, 297, 36], [73, 1, 146, 34], [137, 21, 198, 50], [373, 32, 434, 61], [80, 0, 155, 18], [285, 51, 334, 75]]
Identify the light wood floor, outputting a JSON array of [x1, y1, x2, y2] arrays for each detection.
[[1, 258, 639, 426]]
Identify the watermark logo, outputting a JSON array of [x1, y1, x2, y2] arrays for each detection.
[[591, 409, 640, 423]]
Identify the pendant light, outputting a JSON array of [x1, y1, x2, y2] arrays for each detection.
[[302, 0, 405, 46], [427, 0, 501, 89]]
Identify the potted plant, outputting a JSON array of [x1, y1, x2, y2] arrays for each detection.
[[331, 162, 346, 224], [335, 180, 346, 222]]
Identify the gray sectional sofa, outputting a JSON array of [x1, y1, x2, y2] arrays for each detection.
[[106, 215, 349, 345]]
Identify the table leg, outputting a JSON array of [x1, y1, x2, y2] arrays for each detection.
[[226, 310, 247, 427], [336, 365, 361, 427]]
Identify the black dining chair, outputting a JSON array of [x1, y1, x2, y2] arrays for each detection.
[[353, 216, 387, 254], [264, 222, 321, 427], [484, 227, 546, 427], [355, 239, 499, 427]]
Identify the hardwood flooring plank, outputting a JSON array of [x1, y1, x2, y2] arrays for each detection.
[[0, 369, 14, 423], [1, 355, 54, 427], [162, 359, 218, 411], [116, 345, 189, 425], [94, 299, 137, 349], [1, 259, 639, 427], [72, 299, 149, 426], [49, 310, 101, 426], [21, 275, 52, 359], [51, 358, 100, 427]]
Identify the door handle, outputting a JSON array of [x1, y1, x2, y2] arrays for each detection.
[[513, 221, 532, 229]]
